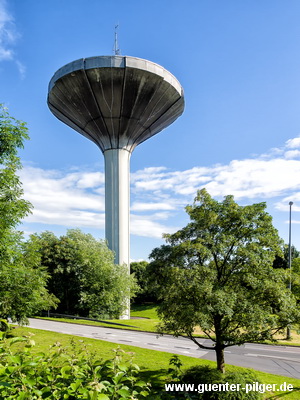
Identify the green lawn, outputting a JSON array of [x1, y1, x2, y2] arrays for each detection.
[[37, 304, 160, 332], [12, 325, 300, 399], [30, 304, 300, 398], [131, 304, 158, 319]]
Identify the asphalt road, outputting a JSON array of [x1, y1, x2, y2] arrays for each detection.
[[28, 319, 300, 379]]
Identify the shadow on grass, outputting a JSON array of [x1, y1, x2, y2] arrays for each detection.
[[139, 368, 169, 390], [139, 368, 300, 400], [267, 386, 300, 398], [131, 304, 157, 311]]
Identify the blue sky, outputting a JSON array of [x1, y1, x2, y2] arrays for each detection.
[[2, 0, 300, 260]]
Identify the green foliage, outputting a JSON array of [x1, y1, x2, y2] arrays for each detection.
[[0, 320, 11, 335], [0, 334, 266, 400], [0, 104, 31, 237], [180, 366, 263, 399], [0, 104, 58, 324], [0, 334, 151, 399], [35, 229, 137, 318], [149, 189, 299, 372], [272, 243, 300, 305], [273, 245, 300, 270], [290, 258, 300, 304], [130, 261, 158, 304], [148, 356, 263, 400], [0, 104, 31, 264], [167, 355, 183, 381]]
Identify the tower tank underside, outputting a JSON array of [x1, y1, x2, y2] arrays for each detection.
[[48, 56, 184, 153]]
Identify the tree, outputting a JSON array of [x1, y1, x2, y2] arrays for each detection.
[[34, 231, 82, 315], [0, 104, 58, 324], [35, 229, 137, 319], [130, 261, 158, 304], [273, 244, 300, 269], [0, 104, 31, 247], [149, 189, 299, 373], [291, 258, 300, 304], [272, 244, 300, 308]]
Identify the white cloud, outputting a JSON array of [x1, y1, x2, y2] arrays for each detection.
[[275, 193, 300, 212], [284, 150, 300, 159], [16, 59, 26, 79], [131, 201, 175, 212], [286, 136, 300, 149], [26, 208, 105, 229], [19, 165, 180, 238], [0, 45, 11, 60], [132, 158, 300, 201], [130, 214, 179, 238], [0, 0, 16, 60], [77, 172, 104, 188], [19, 134, 300, 239], [19, 166, 105, 229], [0, 0, 24, 77], [205, 158, 300, 199]]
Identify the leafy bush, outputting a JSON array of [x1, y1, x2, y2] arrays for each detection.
[[34, 229, 137, 319], [180, 365, 263, 400], [0, 320, 11, 335], [0, 333, 150, 399]]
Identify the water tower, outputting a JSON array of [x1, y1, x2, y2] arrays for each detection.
[[47, 55, 184, 318]]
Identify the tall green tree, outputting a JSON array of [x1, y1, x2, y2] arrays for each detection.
[[0, 104, 58, 324], [273, 244, 300, 269], [130, 261, 158, 304], [36, 229, 137, 319], [149, 189, 298, 373], [272, 244, 300, 306], [291, 257, 300, 302], [0, 104, 31, 242]]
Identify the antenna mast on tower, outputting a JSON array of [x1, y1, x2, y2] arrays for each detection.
[[113, 24, 120, 55]]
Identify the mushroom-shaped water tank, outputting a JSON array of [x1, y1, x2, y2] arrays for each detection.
[[48, 55, 184, 319]]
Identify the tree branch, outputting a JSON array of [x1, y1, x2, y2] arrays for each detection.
[[185, 334, 215, 351], [202, 329, 216, 342]]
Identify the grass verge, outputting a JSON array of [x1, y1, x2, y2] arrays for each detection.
[[11, 325, 300, 400]]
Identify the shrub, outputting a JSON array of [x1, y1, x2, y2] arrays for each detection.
[[180, 365, 263, 400], [0, 334, 150, 399], [0, 320, 11, 335]]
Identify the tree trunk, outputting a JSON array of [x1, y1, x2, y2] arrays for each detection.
[[216, 345, 225, 373], [214, 315, 225, 373]]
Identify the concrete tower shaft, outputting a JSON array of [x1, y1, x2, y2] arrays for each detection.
[[47, 56, 185, 315], [104, 148, 131, 267]]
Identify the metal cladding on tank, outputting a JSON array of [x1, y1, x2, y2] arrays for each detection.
[[47, 55, 185, 153]]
